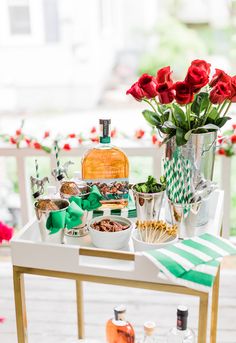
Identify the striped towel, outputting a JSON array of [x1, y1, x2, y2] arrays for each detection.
[[144, 233, 236, 292]]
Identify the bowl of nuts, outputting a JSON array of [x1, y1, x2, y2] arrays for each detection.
[[88, 215, 134, 250]]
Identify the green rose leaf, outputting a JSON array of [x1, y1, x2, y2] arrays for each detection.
[[176, 127, 187, 146], [172, 104, 187, 128], [142, 110, 161, 127], [216, 116, 231, 128], [191, 92, 209, 116]]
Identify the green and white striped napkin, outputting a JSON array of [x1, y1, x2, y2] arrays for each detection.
[[144, 233, 236, 292]]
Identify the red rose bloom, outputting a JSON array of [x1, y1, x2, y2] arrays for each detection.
[[231, 134, 236, 144], [111, 129, 117, 138], [218, 148, 225, 155], [218, 136, 223, 144], [43, 131, 50, 138], [229, 75, 236, 102], [209, 69, 231, 87], [138, 74, 158, 98], [33, 142, 41, 150], [185, 60, 210, 93], [68, 133, 76, 138], [78, 138, 83, 144], [209, 82, 231, 104], [10, 137, 17, 144], [63, 143, 71, 150], [90, 127, 96, 134], [156, 82, 174, 104], [190, 59, 211, 74], [174, 81, 194, 105], [16, 129, 21, 136], [25, 138, 31, 145], [135, 129, 145, 139], [152, 134, 158, 144], [157, 66, 173, 85], [232, 123, 236, 130], [126, 81, 145, 101]]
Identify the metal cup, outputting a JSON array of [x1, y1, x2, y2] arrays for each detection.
[[166, 197, 209, 238], [34, 198, 69, 243], [132, 184, 165, 220], [60, 182, 91, 231]]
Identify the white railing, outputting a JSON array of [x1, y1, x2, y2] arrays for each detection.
[[0, 146, 232, 238]]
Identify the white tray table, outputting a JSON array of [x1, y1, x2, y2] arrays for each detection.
[[11, 190, 224, 343]]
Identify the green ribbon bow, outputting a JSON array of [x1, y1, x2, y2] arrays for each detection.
[[46, 185, 102, 234]]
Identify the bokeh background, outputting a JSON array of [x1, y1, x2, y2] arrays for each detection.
[[0, 0, 236, 231]]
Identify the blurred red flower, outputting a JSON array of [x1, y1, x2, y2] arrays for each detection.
[[90, 127, 97, 134], [16, 129, 21, 136], [43, 131, 50, 138], [231, 135, 236, 144], [68, 133, 76, 138], [218, 148, 226, 155], [10, 137, 17, 144], [63, 143, 71, 150], [135, 129, 145, 139], [33, 142, 41, 149]]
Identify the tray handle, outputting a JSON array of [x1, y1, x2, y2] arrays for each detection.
[[79, 247, 135, 261]]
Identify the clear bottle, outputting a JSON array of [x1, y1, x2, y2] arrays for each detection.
[[167, 306, 195, 343], [139, 321, 158, 343], [81, 119, 129, 209], [106, 305, 135, 343]]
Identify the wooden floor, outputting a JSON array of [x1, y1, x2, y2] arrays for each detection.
[[1, 250, 236, 343]]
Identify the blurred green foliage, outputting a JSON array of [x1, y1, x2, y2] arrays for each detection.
[[138, 16, 209, 78]]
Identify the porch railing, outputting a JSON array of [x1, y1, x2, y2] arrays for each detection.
[[0, 146, 232, 238]]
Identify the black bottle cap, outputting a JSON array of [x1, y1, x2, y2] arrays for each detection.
[[177, 305, 188, 317], [99, 119, 111, 125]]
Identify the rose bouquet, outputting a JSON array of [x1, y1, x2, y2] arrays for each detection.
[[126, 60, 235, 146]]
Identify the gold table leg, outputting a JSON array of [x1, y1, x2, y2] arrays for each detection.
[[76, 280, 85, 339], [13, 266, 28, 343], [198, 292, 209, 343], [210, 268, 220, 343]]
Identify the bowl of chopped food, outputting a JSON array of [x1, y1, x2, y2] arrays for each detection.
[[88, 215, 134, 250]]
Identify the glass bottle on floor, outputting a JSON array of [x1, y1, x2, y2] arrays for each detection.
[[167, 306, 195, 342], [106, 305, 135, 343], [139, 321, 158, 342]]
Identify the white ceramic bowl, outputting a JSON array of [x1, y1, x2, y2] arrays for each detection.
[[88, 215, 133, 250], [132, 229, 178, 252]]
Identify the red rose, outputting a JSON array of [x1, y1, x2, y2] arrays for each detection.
[[229, 76, 236, 102], [126, 81, 145, 101], [157, 66, 173, 85], [68, 133, 76, 138], [190, 59, 211, 74], [63, 143, 71, 150], [90, 127, 96, 134], [174, 81, 194, 105], [25, 138, 31, 145], [209, 69, 231, 87], [231, 134, 236, 144], [33, 142, 41, 150], [157, 82, 174, 104], [185, 61, 210, 93], [209, 82, 231, 104], [43, 131, 50, 138], [78, 138, 83, 144], [111, 129, 117, 138], [91, 136, 99, 143], [218, 148, 225, 155], [16, 129, 21, 136], [138, 74, 158, 98], [233, 124, 236, 130], [152, 134, 158, 144], [10, 137, 17, 144], [218, 136, 223, 144], [135, 129, 145, 139]]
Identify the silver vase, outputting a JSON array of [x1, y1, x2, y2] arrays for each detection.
[[165, 131, 217, 181]]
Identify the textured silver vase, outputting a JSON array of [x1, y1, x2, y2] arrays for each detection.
[[165, 131, 217, 181], [132, 185, 165, 221]]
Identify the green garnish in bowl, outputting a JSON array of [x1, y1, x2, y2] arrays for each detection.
[[134, 175, 166, 193]]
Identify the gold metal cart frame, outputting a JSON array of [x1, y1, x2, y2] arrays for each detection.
[[13, 248, 220, 343]]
